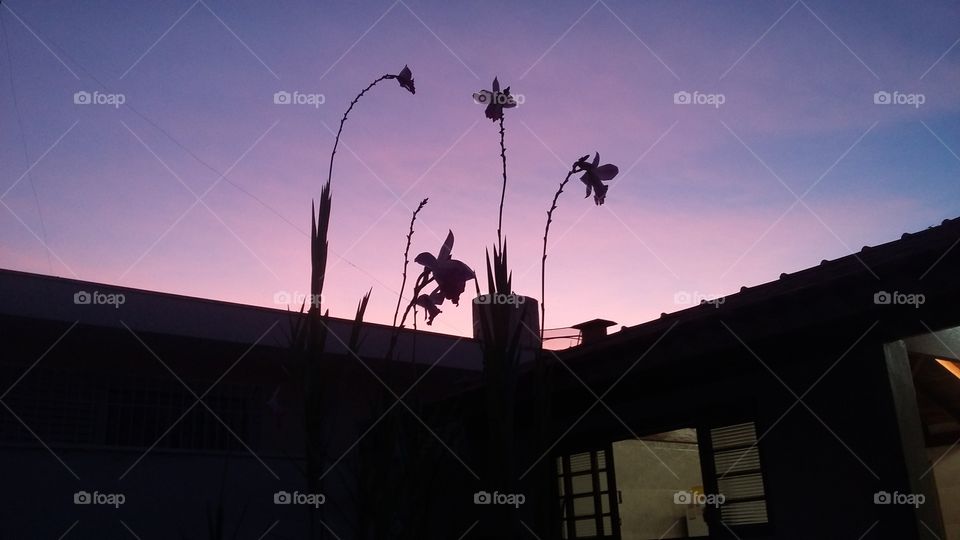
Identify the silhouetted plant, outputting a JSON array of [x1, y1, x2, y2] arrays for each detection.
[[525, 152, 619, 537], [539, 153, 618, 338], [326, 65, 415, 190], [347, 200, 470, 539], [578, 151, 620, 206], [412, 230, 475, 325], [392, 198, 429, 327], [474, 76, 517, 247], [472, 239, 530, 538], [473, 76, 517, 123]]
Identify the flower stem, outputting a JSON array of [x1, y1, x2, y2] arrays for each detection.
[[393, 198, 429, 326], [398, 273, 434, 329], [541, 166, 578, 345], [497, 116, 507, 249], [326, 74, 392, 189]]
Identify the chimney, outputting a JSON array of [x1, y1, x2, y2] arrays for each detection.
[[571, 319, 617, 346]]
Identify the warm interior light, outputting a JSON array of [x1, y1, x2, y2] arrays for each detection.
[[935, 358, 960, 380]]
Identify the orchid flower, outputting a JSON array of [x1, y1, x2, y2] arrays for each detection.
[[414, 230, 475, 324], [473, 77, 517, 121], [415, 289, 444, 325], [390, 64, 415, 94], [576, 152, 619, 205]]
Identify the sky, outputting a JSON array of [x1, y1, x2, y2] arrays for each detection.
[[1, 0, 958, 339]]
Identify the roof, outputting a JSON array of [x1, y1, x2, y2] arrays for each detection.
[[0, 268, 484, 371], [559, 216, 960, 363]]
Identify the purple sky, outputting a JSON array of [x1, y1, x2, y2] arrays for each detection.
[[1, 0, 958, 338]]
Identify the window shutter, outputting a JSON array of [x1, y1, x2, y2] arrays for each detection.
[[709, 422, 769, 526]]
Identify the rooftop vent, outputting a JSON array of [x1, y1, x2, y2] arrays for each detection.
[[571, 318, 617, 346]]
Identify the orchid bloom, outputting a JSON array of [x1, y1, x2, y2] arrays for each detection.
[[390, 65, 415, 94], [415, 290, 444, 325], [473, 77, 516, 121], [576, 152, 619, 205], [414, 230, 475, 324]]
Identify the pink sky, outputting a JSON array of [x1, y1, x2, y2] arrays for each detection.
[[1, 0, 958, 338]]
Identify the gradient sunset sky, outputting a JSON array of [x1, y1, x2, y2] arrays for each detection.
[[1, 0, 958, 338]]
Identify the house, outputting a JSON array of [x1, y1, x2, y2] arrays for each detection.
[[0, 268, 485, 538], [2, 216, 959, 539], [522, 217, 960, 539]]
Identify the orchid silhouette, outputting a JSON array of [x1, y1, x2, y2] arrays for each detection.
[[473, 77, 517, 121], [576, 152, 620, 205], [415, 289, 444, 325], [414, 230, 475, 324], [389, 64, 415, 94]]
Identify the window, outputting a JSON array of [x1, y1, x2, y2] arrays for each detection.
[[557, 447, 620, 538], [0, 366, 255, 452], [705, 422, 769, 526], [555, 421, 769, 539]]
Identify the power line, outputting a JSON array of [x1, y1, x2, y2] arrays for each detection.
[[1, 6, 53, 273]]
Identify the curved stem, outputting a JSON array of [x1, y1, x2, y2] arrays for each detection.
[[393, 198, 429, 326], [326, 74, 392, 189], [497, 116, 507, 248], [541, 166, 578, 346], [398, 273, 435, 329], [385, 272, 432, 363]]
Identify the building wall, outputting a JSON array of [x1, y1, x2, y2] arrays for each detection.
[[0, 313, 483, 539], [929, 445, 960, 539], [551, 338, 924, 539], [0, 445, 315, 538]]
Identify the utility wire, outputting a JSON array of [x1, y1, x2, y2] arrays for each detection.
[[1, 5, 54, 274]]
